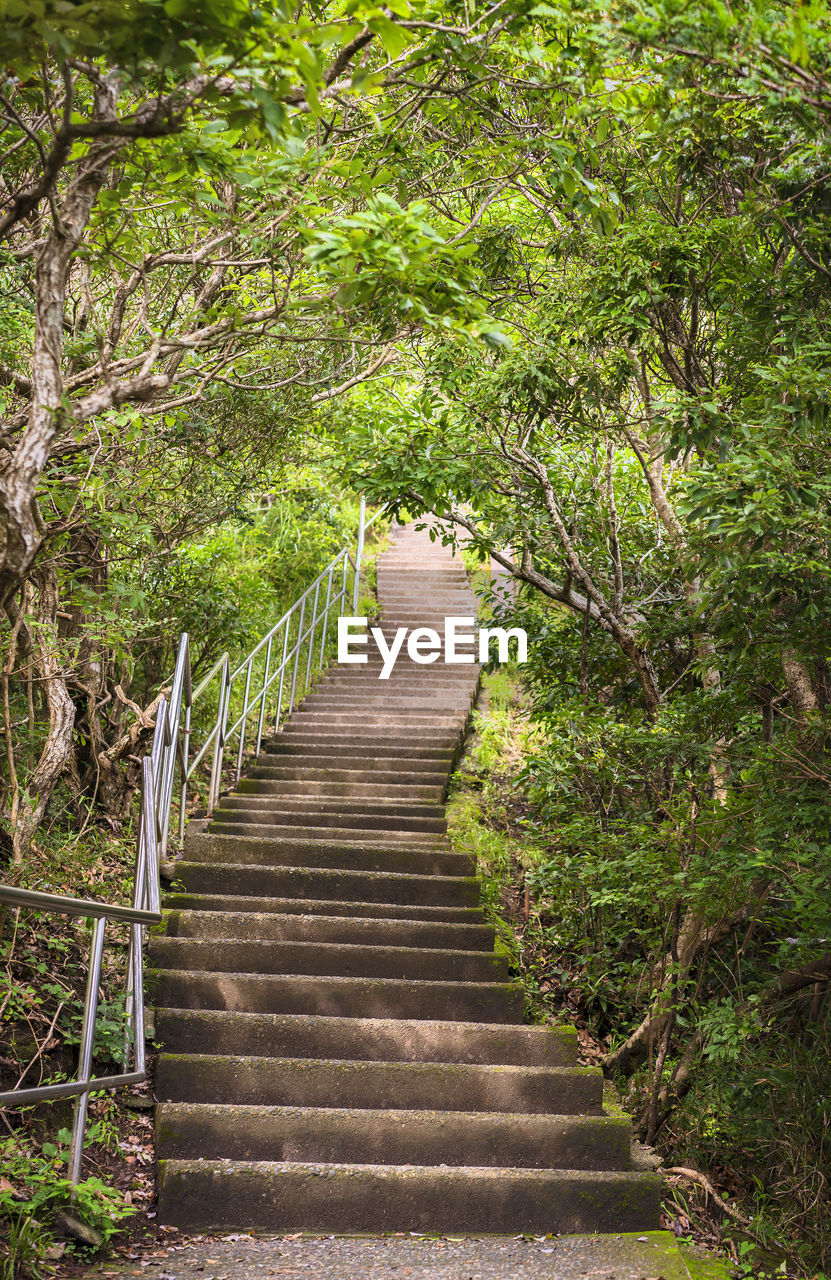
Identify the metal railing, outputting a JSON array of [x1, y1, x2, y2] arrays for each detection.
[[0, 498, 386, 1181]]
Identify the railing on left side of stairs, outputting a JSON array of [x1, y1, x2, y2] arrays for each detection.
[[0, 498, 386, 1181]]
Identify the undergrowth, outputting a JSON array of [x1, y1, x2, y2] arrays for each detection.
[[447, 669, 829, 1280]]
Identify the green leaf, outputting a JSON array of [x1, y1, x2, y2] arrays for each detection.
[[369, 16, 411, 60]]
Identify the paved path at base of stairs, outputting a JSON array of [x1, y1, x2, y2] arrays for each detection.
[[91, 1229, 721, 1280]]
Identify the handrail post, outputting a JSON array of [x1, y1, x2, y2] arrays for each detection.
[[305, 578, 321, 687], [68, 915, 106, 1186], [352, 495, 366, 613], [142, 759, 161, 916], [289, 597, 305, 713], [255, 635, 272, 756], [178, 699, 190, 843], [320, 561, 335, 662], [275, 616, 290, 732], [208, 657, 230, 814], [236, 657, 253, 781]]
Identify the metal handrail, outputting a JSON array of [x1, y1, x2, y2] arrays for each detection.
[[0, 498, 387, 1182]]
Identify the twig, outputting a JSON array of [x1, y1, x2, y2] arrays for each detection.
[[663, 1166, 751, 1225]]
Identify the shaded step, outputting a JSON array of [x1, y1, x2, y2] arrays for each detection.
[[226, 778, 445, 799], [151, 973, 523, 1021], [159, 910, 494, 950], [241, 765, 447, 786], [294, 708, 469, 721], [154, 1010, 576, 1065], [212, 805, 447, 836], [300, 690, 474, 704], [173, 861, 479, 906], [276, 728, 461, 747], [182, 833, 468, 876], [157, 1161, 661, 1234], [207, 822, 445, 849], [288, 705, 468, 719], [262, 743, 454, 763], [311, 675, 478, 689], [163, 894, 484, 923], [155, 1054, 599, 1113], [157, 1103, 631, 1169], [260, 748, 456, 766], [219, 795, 446, 817], [148, 937, 508, 982]]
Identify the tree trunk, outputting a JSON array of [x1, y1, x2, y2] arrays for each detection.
[[0, 76, 119, 607], [12, 568, 76, 862]]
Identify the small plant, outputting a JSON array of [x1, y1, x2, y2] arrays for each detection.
[[0, 1129, 137, 1279], [0, 1209, 54, 1280]]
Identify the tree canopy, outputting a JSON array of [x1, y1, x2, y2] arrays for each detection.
[[2, 0, 831, 1267]]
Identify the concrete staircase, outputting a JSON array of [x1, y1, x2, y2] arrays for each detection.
[[151, 524, 661, 1233]]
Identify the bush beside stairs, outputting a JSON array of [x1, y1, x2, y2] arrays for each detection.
[[149, 523, 662, 1234]]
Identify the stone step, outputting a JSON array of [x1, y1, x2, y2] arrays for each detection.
[[160, 910, 494, 951], [182, 833, 467, 876], [154, 1009, 577, 1065], [377, 565, 468, 573], [317, 683, 475, 697], [151, 974, 522, 1021], [220, 795, 447, 819], [375, 613, 479, 623], [262, 743, 454, 763], [148, 937, 508, 982], [155, 1054, 599, 1113], [373, 596, 476, 606], [297, 700, 473, 714], [315, 671, 478, 685], [173, 861, 480, 906], [213, 804, 447, 834], [162, 894, 485, 923], [156, 1103, 632, 1169], [207, 821, 445, 849], [276, 727, 461, 747], [255, 759, 450, 777], [157, 1161, 660, 1234], [287, 712, 467, 728], [308, 669, 476, 683], [228, 777, 445, 799], [242, 766, 447, 785], [375, 585, 473, 593]]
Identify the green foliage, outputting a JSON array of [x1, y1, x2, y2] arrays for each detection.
[[0, 1131, 136, 1279], [454, 665, 831, 1270], [3, 0, 831, 1270]]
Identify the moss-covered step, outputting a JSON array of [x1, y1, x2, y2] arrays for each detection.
[[171, 860, 480, 906], [161, 893, 485, 923], [149, 971, 523, 1022], [183, 832, 466, 875], [156, 1102, 633, 1169], [160, 909, 494, 950], [154, 1054, 601, 1114], [156, 1161, 661, 1234], [147, 937, 508, 982], [153, 1010, 578, 1065]]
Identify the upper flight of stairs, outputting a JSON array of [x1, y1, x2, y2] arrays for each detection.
[[151, 523, 661, 1233]]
